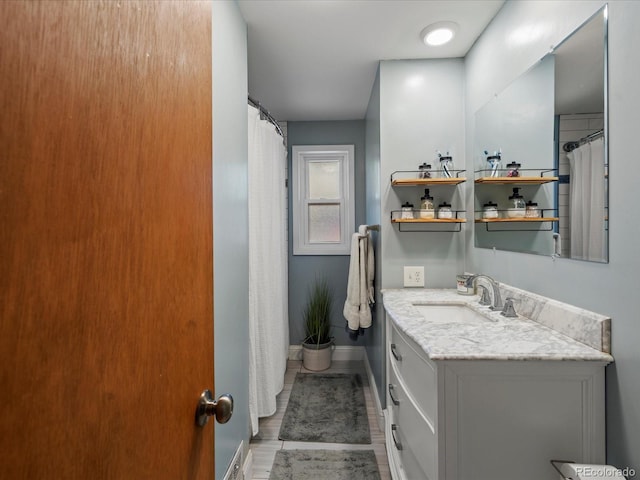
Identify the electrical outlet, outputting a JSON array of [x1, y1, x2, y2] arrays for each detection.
[[403, 266, 424, 287]]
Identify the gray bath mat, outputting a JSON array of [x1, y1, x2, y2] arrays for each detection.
[[268, 449, 381, 480], [278, 373, 371, 443]]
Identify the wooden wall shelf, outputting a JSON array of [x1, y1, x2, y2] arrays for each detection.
[[474, 176, 558, 185], [475, 216, 558, 232], [475, 217, 559, 223], [391, 177, 466, 187], [392, 218, 466, 224]]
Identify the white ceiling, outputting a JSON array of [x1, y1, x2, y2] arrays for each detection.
[[238, 0, 505, 122]]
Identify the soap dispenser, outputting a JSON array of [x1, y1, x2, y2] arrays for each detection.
[[419, 189, 435, 219], [507, 188, 526, 218]]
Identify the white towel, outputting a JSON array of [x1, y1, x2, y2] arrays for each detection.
[[359, 224, 375, 306], [343, 225, 375, 331]]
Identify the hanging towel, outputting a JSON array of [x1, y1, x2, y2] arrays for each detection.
[[343, 225, 375, 334], [359, 224, 375, 306]]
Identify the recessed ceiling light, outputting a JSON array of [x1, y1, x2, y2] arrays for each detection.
[[421, 21, 459, 47]]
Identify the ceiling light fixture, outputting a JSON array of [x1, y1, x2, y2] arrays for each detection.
[[421, 21, 459, 47]]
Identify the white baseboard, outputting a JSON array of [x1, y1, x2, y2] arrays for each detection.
[[364, 348, 385, 433], [242, 448, 252, 480], [288, 344, 365, 362], [222, 440, 244, 480]]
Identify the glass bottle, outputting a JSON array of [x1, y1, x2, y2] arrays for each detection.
[[439, 155, 454, 178], [482, 201, 499, 219], [525, 200, 540, 218], [419, 189, 434, 219], [418, 162, 432, 179], [486, 153, 502, 178], [505, 161, 521, 177], [507, 188, 526, 218], [401, 201, 414, 219], [437, 202, 453, 219]]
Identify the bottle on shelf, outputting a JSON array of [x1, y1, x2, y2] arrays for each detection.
[[484, 149, 502, 178], [401, 201, 414, 219], [418, 162, 432, 179], [507, 188, 526, 218], [419, 189, 435, 219], [437, 202, 453, 219], [482, 201, 499, 219], [525, 200, 540, 218], [436, 150, 454, 178], [505, 161, 521, 177]]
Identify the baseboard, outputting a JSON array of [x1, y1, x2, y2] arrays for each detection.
[[364, 348, 385, 433], [222, 440, 244, 480], [242, 448, 252, 480], [288, 344, 365, 362]]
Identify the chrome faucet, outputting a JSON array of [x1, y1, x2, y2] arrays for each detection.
[[501, 297, 518, 318], [464, 274, 504, 311]]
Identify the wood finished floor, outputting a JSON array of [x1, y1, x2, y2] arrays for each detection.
[[249, 360, 391, 480]]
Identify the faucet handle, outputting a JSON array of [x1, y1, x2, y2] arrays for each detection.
[[501, 297, 518, 318], [477, 285, 492, 306]]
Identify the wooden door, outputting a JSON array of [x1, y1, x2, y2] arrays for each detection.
[[0, 1, 215, 478]]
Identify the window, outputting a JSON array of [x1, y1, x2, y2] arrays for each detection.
[[292, 145, 355, 255]]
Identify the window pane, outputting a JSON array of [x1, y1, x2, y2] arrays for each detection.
[[308, 161, 340, 199], [308, 204, 341, 242]]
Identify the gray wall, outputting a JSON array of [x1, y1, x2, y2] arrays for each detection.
[[379, 59, 466, 289], [464, 0, 640, 471], [287, 121, 366, 347], [364, 59, 466, 407], [212, 2, 250, 477]]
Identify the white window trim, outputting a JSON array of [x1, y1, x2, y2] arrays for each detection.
[[292, 144, 355, 255]]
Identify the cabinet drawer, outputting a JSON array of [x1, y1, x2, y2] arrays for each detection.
[[388, 365, 437, 480], [390, 322, 437, 425]]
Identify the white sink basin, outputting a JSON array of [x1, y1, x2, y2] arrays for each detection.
[[413, 303, 491, 324]]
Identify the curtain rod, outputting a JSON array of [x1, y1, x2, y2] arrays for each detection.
[[563, 129, 604, 152], [248, 95, 284, 139]]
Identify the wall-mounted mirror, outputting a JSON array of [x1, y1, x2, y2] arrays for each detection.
[[473, 6, 608, 263]]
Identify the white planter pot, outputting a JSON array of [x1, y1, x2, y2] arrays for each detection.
[[302, 341, 333, 371]]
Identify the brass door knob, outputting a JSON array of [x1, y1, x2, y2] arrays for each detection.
[[195, 390, 233, 427]]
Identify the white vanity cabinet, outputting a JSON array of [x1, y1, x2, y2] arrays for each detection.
[[386, 319, 442, 480], [384, 312, 609, 480]]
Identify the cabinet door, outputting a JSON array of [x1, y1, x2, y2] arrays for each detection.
[[390, 322, 438, 426], [443, 361, 606, 480], [389, 361, 438, 480]]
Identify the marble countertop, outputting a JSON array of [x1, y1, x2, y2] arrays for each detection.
[[382, 288, 614, 362]]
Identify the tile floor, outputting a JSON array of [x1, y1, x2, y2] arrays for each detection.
[[248, 360, 392, 480]]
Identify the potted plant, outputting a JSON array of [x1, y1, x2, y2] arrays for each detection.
[[301, 278, 334, 371]]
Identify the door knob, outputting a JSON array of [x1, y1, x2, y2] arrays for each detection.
[[195, 389, 233, 427]]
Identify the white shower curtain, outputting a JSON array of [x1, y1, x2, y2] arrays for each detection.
[[247, 105, 289, 436], [567, 137, 606, 261]]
